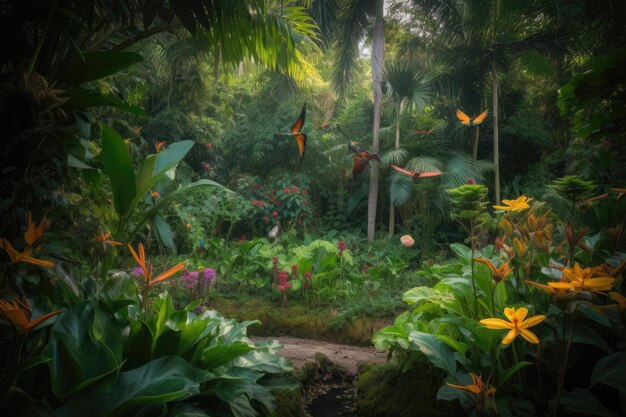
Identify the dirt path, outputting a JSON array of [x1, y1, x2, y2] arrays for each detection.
[[251, 336, 388, 374]]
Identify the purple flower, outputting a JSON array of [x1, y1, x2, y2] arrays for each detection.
[[131, 267, 144, 277], [180, 270, 200, 289], [202, 268, 217, 284]]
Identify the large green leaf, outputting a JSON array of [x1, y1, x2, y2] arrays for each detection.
[[407, 331, 456, 375], [59, 51, 143, 86], [65, 89, 146, 116], [55, 356, 205, 417], [591, 352, 626, 389], [202, 343, 254, 369], [557, 389, 617, 417], [154, 214, 177, 253], [45, 302, 123, 400], [101, 124, 136, 217]]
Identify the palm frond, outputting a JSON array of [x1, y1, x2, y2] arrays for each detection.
[[406, 156, 444, 173], [381, 148, 409, 165], [442, 153, 493, 188], [389, 175, 414, 206], [383, 58, 434, 110]]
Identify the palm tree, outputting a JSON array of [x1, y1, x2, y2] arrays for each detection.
[[332, 0, 385, 241], [413, 0, 557, 203], [383, 58, 433, 234]]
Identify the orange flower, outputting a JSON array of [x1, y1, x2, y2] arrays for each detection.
[[151, 191, 160, 199], [186, 223, 192, 230], [24, 212, 48, 246], [400, 235, 414, 247], [96, 231, 122, 246], [525, 279, 570, 295], [1, 238, 54, 268], [473, 258, 513, 282], [480, 307, 546, 344], [0, 298, 63, 334], [447, 373, 496, 398], [155, 141, 167, 152], [127, 243, 185, 287], [610, 292, 626, 309]]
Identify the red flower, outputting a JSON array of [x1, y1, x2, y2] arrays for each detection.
[[258, 201, 265, 207], [304, 272, 312, 279], [302, 189, 309, 195], [272, 211, 278, 218], [262, 216, 269, 222], [292, 186, 298, 192], [206, 143, 213, 150], [303, 280, 310, 289], [466, 178, 476, 184], [361, 264, 369, 272], [202, 162, 211, 170], [283, 188, 290, 193], [337, 240, 347, 252], [251, 200, 258, 206]]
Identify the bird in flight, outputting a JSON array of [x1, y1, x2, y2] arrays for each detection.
[[348, 141, 381, 176], [390, 165, 443, 181], [456, 109, 488, 127], [275, 103, 307, 161]]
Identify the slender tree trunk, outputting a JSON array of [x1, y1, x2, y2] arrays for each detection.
[[389, 108, 400, 236], [492, 64, 500, 204], [471, 126, 479, 161], [368, 0, 384, 241]]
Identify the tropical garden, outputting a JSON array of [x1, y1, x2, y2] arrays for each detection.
[[0, 0, 625, 416]]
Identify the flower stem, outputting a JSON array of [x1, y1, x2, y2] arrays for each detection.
[[553, 305, 578, 417]]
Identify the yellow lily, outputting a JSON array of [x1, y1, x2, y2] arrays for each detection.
[[493, 195, 533, 212], [1, 238, 54, 268], [473, 258, 513, 282], [480, 307, 546, 344], [128, 243, 185, 287], [556, 263, 615, 293], [0, 298, 63, 334]]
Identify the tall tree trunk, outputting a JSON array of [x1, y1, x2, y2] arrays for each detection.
[[368, 0, 384, 241], [471, 126, 479, 160], [492, 64, 500, 204], [389, 108, 400, 236]]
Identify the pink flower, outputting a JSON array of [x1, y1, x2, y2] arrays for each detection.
[[337, 241, 347, 252], [202, 162, 211, 170], [262, 216, 269, 222], [466, 178, 476, 184], [258, 201, 264, 207], [400, 235, 415, 248], [272, 211, 278, 218], [361, 264, 369, 272], [292, 186, 298, 192], [277, 271, 289, 281], [304, 272, 312, 279], [251, 200, 258, 206], [206, 143, 212, 150], [283, 188, 290, 193], [302, 189, 309, 195]]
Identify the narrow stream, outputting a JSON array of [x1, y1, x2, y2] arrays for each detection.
[[308, 383, 356, 417]]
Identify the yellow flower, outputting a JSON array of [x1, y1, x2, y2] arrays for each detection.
[[556, 263, 615, 293], [480, 307, 546, 344], [155, 141, 167, 152], [493, 195, 533, 212], [525, 279, 570, 296], [0, 298, 63, 335], [128, 243, 185, 287], [473, 258, 513, 282], [447, 373, 496, 398], [151, 191, 161, 199], [1, 238, 54, 268]]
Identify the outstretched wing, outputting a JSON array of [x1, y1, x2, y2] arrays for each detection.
[[390, 165, 415, 177], [294, 133, 307, 160], [456, 109, 471, 125], [417, 171, 443, 178], [290, 103, 306, 134], [472, 109, 488, 125], [353, 155, 367, 176]]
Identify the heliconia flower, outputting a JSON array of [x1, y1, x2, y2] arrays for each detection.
[[128, 243, 185, 287], [151, 191, 160, 199], [1, 238, 54, 268], [400, 235, 414, 248], [473, 258, 513, 282], [0, 298, 63, 335], [155, 141, 167, 152], [493, 195, 533, 212], [556, 263, 615, 293], [96, 231, 122, 246], [480, 307, 546, 345], [24, 212, 48, 247], [447, 373, 495, 398]]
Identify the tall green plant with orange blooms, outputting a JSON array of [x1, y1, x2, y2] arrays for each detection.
[[375, 186, 626, 417]]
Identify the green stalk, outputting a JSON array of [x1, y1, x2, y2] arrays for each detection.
[[470, 220, 479, 320], [553, 305, 578, 417]]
